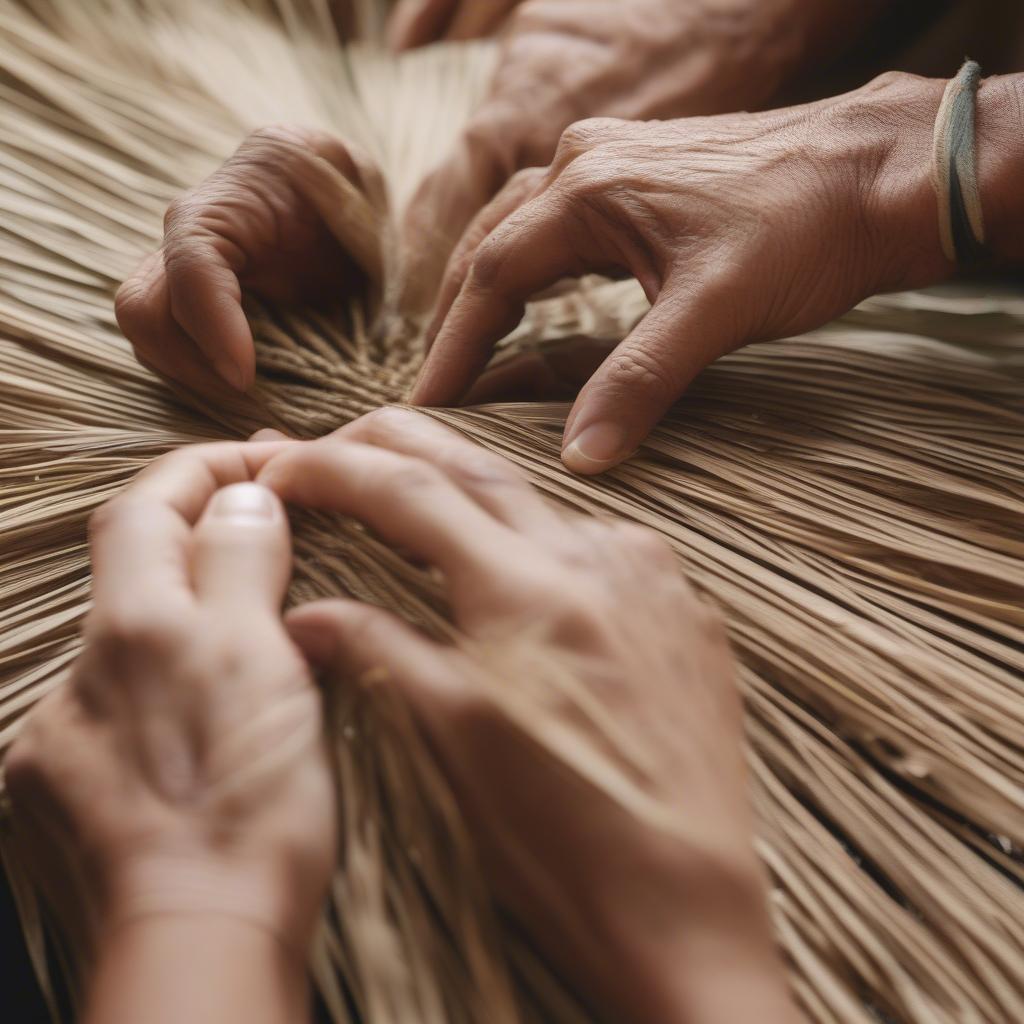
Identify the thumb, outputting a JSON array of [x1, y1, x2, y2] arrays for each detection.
[[191, 483, 293, 612], [560, 296, 731, 475]]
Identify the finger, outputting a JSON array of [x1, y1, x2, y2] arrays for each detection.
[[115, 251, 238, 396], [560, 297, 730, 474], [191, 483, 292, 612], [257, 440, 533, 601], [286, 599, 486, 742], [444, 0, 518, 40], [88, 441, 293, 614], [249, 428, 291, 442], [422, 166, 548, 353], [462, 336, 613, 404], [161, 228, 255, 391], [410, 196, 588, 407], [388, 0, 457, 50], [286, 599, 441, 681], [399, 113, 520, 313], [335, 407, 564, 536]]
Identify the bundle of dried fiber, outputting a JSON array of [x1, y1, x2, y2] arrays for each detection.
[[0, 1, 1022, 1021]]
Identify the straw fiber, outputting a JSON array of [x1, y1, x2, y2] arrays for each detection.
[[0, 2, 1022, 1021]]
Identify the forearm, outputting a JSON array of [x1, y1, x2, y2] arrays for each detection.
[[564, 832, 800, 1024], [83, 915, 310, 1024]]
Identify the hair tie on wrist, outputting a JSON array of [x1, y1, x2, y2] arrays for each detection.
[[932, 59, 986, 265]]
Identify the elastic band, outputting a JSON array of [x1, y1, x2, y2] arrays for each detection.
[[932, 59, 986, 264]]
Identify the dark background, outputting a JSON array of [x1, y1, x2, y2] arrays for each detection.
[[2, 867, 49, 1022]]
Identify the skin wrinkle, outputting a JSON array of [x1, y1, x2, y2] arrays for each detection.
[[396, 0, 868, 311], [412, 72, 962, 470], [8, 6, 1024, 1019]]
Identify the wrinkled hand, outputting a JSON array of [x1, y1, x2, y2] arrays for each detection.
[[116, 126, 385, 394], [5, 442, 335, 955], [260, 408, 796, 1024], [388, 0, 524, 49], [400, 0, 811, 307], [412, 73, 950, 473]]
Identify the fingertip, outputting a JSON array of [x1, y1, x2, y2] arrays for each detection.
[[285, 606, 339, 668], [204, 481, 284, 526], [249, 428, 291, 443], [561, 421, 632, 476], [165, 246, 255, 390], [192, 482, 293, 608], [212, 353, 249, 392]]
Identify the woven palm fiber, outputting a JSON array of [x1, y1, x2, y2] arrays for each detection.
[[1, 1, 1023, 1021]]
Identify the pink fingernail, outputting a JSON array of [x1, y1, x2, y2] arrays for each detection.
[[211, 483, 275, 521], [562, 422, 627, 474]]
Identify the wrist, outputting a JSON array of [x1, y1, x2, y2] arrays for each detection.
[[835, 69, 1024, 292], [84, 913, 310, 1024], [103, 849, 325, 959], [587, 836, 797, 1024], [822, 72, 952, 294]]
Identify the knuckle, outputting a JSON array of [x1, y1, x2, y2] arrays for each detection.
[[86, 495, 134, 545], [468, 232, 512, 289], [161, 235, 210, 274], [557, 149, 620, 199], [86, 602, 183, 659], [507, 166, 546, 199], [357, 406, 424, 436], [609, 521, 674, 563], [553, 531, 602, 572], [600, 347, 677, 401], [441, 449, 521, 489], [162, 189, 198, 231], [113, 276, 155, 335], [248, 123, 309, 149], [537, 580, 608, 635], [162, 195, 181, 231], [555, 117, 621, 162], [375, 456, 447, 496]]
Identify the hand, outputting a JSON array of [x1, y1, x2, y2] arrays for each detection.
[[115, 125, 386, 394], [400, 0, 826, 308], [411, 73, 954, 473], [388, 0, 524, 49], [259, 408, 797, 1024], [4, 441, 336, 958]]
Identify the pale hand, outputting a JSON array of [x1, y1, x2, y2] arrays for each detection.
[[5, 441, 336, 958], [259, 408, 798, 1024]]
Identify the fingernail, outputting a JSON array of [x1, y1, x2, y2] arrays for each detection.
[[562, 422, 627, 474], [213, 355, 247, 392], [211, 483, 275, 521]]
